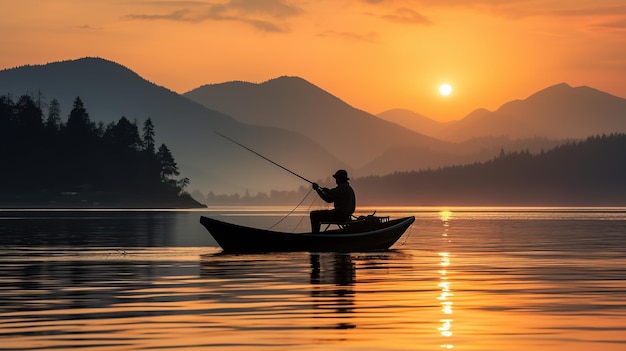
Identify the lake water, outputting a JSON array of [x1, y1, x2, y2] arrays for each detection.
[[1, 207, 625, 351]]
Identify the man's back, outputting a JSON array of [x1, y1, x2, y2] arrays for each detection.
[[319, 182, 355, 216]]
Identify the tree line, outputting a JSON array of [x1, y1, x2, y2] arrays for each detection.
[[195, 133, 626, 206], [354, 133, 626, 206], [0, 94, 200, 207]]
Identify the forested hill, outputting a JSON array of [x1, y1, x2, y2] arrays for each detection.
[[354, 133, 626, 206], [196, 133, 626, 206], [0, 94, 204, 208]]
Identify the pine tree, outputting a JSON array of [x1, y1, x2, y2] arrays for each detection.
[[142, 118, 156, 154], [156, 144, 179, 183], [15, 95, 43, 135], [104, 116, 141, 151], [65, 96, 95, 147], [45, 98, 61, 131]]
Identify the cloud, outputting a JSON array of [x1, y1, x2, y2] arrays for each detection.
[[493, 3, 626, 20], [125, 9, 195, 21], [360, 0, 626, 21], [72, 24, 104, 30], [124, 0, 304, 33], [317, 30, 378, 43], [224, 0, 303, 19], [381, 7, 432, 25], [241, 18, 286, 33], [590, 18, 626, 33], [126, 1, 208, 6]]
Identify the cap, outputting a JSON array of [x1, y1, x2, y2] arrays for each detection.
[[333, 169, 349, 180]]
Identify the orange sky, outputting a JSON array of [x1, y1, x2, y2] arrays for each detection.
[[2, 0, 625, 121]]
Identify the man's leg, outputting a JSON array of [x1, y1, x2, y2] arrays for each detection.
[[310, 210, 333, 233]]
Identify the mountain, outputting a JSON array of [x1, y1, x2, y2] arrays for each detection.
[[439, 83, 626, 142], [184, 78, 577, 176], [0, 58, 346, 196], [184, 77, 453, 171], [376, 108, 455, 137]]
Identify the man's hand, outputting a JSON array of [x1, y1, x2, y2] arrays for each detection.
[[312, 183, 319, 190]]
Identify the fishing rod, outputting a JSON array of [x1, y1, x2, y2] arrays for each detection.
[[214, 131, 315, 185]]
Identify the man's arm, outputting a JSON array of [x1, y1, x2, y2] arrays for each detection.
[[315, 186, 334, 203]]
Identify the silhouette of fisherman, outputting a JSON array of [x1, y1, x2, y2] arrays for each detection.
[[310, 170, 356, 233]]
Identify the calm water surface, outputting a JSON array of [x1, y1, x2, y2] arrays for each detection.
[[1, 207, 625, 350]]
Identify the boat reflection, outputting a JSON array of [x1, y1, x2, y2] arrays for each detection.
[[199, 252, 359, 331], [309, 253, 356, 329]]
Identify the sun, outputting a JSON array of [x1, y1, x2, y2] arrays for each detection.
[[439, 83, 452, 96]]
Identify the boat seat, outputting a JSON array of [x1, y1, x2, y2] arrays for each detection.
[[321, 214, 390, 232], [320, 214, 361, 232], [320, 220, 352, 232]]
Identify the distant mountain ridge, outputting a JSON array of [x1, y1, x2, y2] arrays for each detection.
[[184, 77, 450, 170], [437, 83, 626, 141], [376, 84, 626, 142], [184, 77, 614, 177], [376, 108, 455, 137]]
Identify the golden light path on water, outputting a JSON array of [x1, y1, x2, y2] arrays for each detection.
[[438, 210, 454, 349]]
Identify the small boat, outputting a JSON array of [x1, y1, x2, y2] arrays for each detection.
[[199, 215, 415, 253]]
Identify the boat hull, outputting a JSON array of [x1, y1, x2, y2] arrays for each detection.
[[199, 216, 415, 253]]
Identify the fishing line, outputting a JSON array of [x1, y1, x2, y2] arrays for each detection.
[[293, 190, 326, 232], [216, 131, 323, 231], [397, 226, 413, 247], [267, 187, 316, 231]]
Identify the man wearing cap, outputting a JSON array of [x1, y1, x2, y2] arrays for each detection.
[[310, 169, 356, 233]]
